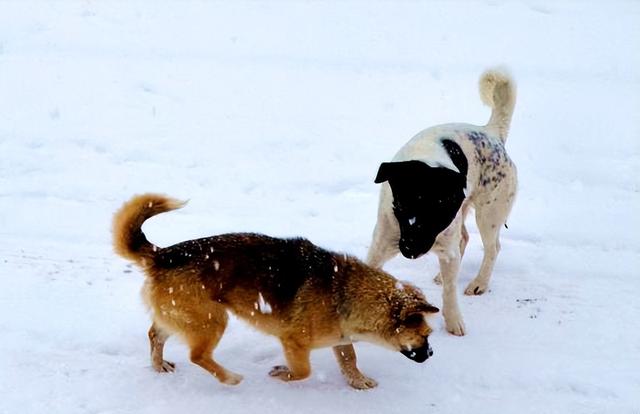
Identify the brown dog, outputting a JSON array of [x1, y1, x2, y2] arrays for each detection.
[[113, 193, 439, 389]]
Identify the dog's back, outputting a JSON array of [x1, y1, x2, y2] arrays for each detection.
[[150, 233, 338, 315], [112, 195, 341, 330]]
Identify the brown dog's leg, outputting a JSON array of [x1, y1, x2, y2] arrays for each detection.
[[148, 323, 175, 373], [189, 336, 243, 385], [188, 310, 243, 385], [270, 338, 311, 382], [333, 344, 377, 390]]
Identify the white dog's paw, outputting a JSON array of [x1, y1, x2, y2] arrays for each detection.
[[444, 315, 466, 336], [433, 273, 443, 285], [464, 279, 489, 296]]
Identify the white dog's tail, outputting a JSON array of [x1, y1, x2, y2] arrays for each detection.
[[479, 68, 516, 143]]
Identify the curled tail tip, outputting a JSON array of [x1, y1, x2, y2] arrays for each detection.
[[479, 67, 516, 108], [124, 193, 187, 211], [112, 193, 185, 263], [479, 67, 517, 142]]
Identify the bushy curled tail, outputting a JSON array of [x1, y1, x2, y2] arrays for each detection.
[[479, 68, 516, 143], [112, 193, 186, 265]]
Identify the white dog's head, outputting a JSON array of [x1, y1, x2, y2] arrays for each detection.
[[374, 152, 467, 259]]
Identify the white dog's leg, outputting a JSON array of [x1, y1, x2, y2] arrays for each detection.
[[458, 202, 471, 258], [434, 202, 470, 286], [438, 248, 465, 336], [460, 222, 469, 258], [366, 213, 399, 268], [433, 215, 466, 335], [464, 195, 512, 295], [464, 225, 499, 295], [366, 187, 400, 268]]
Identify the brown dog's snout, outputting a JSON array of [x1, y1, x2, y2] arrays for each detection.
[[400, 339, 433, 363]]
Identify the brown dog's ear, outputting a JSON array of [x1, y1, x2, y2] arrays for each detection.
[[398, 302, 439, 322], [403, 312, 425, 327], [424, 303, 440, 314]]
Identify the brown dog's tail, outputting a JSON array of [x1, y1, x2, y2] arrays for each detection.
[[479, 68, 516, 143], [112, 193, 186, 266]]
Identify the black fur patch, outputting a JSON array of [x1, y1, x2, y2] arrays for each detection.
[[440, 139, 468, 177], [154, 234, 339, 311], [375, 160, 466, 259], [466, 131, 512, 190]]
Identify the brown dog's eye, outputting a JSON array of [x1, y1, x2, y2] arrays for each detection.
[[404, 313, 424, 327]]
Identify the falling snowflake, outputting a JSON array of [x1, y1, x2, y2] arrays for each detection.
[[257, 292, 272, 314]]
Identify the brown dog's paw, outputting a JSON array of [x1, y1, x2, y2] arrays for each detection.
[[220, 372, 243, 385], [153, 360, 176, 373], [347, 374, 378, 390], [269, 365, 293, 381]]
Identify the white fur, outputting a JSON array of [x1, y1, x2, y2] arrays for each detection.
[[393, 126, 462, 173]]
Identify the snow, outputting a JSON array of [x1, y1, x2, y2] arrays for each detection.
[[1, 1, 639, 413]]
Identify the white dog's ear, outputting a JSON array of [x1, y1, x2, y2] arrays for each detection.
[[375, 161, 429, 184], [374, 162, 394, 183]]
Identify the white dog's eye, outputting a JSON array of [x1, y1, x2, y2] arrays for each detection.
[[408, 217, 416, 225]]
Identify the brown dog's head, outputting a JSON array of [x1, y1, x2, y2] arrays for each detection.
[[385, 282, 439, 363]]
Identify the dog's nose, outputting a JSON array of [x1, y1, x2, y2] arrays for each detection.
[[400, 342, 433, 363]]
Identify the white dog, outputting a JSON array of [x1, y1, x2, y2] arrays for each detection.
[[367, 69, 517, 336]]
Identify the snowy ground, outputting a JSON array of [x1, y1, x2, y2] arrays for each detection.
[[1, 1, 639, 413]]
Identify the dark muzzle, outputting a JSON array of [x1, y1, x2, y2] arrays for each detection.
[[400, 341, 433, 363], [398, 234, 435, 260]]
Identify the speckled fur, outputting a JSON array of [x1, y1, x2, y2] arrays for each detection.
[[366, 69, 518, 336], [112, 194, 440, 389]]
